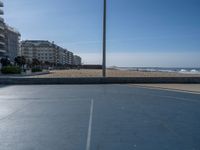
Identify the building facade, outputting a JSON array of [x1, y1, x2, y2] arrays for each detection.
[[68, 51, 74, 65], [21, 40, 57, 64], [0, 1, 6, 59], [0, 1, 21, 62], [21, 40, 81, 66], [57, 47, 66, 65], [73, 55, 82, 65], [5, 25, 21, 62]]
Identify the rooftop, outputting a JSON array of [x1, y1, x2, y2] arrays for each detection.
[[5, 24, 21, 35]]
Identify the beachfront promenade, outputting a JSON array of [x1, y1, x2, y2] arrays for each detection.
[[0, 85, 200, 150], [1, 69, 200, 84]]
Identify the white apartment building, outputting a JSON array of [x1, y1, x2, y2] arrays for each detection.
[[68, 51, 74, 65], [0, 2, 21, 62], [5, 25, 21, 62], [0, 1, 6, 59], [57, 48, 66, 65], [73, 55, 82, 65], [21, 40, 58, 64], [21, 40, 81, 66]]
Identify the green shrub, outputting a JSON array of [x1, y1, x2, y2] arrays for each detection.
[[32, 68, 42, 73], [1, 66, 21, 74]]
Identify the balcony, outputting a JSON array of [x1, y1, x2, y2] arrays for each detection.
[[0, 33, 4, 38], [0, 49, 5, 53], [0, 16, 4, 22], [0, 41, 5, 46], [0, 1, 3, 7], [0, 25, 4, 30], [0, 9, 3, 15]]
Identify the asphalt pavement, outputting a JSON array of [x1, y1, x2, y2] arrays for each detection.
[[0, 85, 200, 150]]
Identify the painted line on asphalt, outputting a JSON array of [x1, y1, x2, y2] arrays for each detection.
[[151, 94, 200, 103], [132, 84, 200, 95], [86, 99, 94, 150], [124, 85, 200, 103]]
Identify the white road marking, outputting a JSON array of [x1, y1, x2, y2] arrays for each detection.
[[127, 85, 200, 103], [86, 99, 94, 150], [133, 84, 200, 95]]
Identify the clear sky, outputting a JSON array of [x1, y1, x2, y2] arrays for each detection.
[[3, 0, 200, 67]]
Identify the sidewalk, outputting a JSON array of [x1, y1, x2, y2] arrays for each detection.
[[0, 71, 49, 78]]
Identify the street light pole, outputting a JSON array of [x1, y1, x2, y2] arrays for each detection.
[[102, 0, 107, 77]]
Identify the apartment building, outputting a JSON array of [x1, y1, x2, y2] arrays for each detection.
[[21, 40, 81, 66], [21, 40, 58, 64], [68, 51, 74, 65], [73, 55, 82, 65], [0, 1, 21, 62], [0, 1, 5, 59], [57, 47, 67, 65], [5, 25, 21, 62]]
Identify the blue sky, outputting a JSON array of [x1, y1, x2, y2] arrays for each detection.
[[3, 0, 200, 67]]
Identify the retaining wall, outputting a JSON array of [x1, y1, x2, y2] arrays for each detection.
[[0, 77, 200, 85]]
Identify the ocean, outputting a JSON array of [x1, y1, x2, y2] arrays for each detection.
[[112, 67, 200, 75]]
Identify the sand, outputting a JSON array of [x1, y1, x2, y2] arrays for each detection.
[[30, 69, 200, 78]]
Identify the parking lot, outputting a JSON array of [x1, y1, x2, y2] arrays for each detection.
[[0, 85, 200, 150]]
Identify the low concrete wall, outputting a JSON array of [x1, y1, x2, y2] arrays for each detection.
[[0, 77, 200, 85]]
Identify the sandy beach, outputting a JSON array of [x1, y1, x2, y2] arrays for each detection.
[[29, 69, 200, 93], [31, 69, 200, 78]]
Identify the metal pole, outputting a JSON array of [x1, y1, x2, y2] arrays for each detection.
[[102, 0, 106, 77]]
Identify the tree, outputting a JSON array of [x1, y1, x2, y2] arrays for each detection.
[[0, 57, 11, 67], [14, 56, 26, 67], [32, 58, 41, 67], [44, 61, 51, 66]]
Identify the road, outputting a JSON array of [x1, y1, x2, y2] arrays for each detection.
[[0, 85, 200, 150]]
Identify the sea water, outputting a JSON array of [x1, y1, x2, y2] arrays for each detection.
[[112, 67, 200, 75]]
